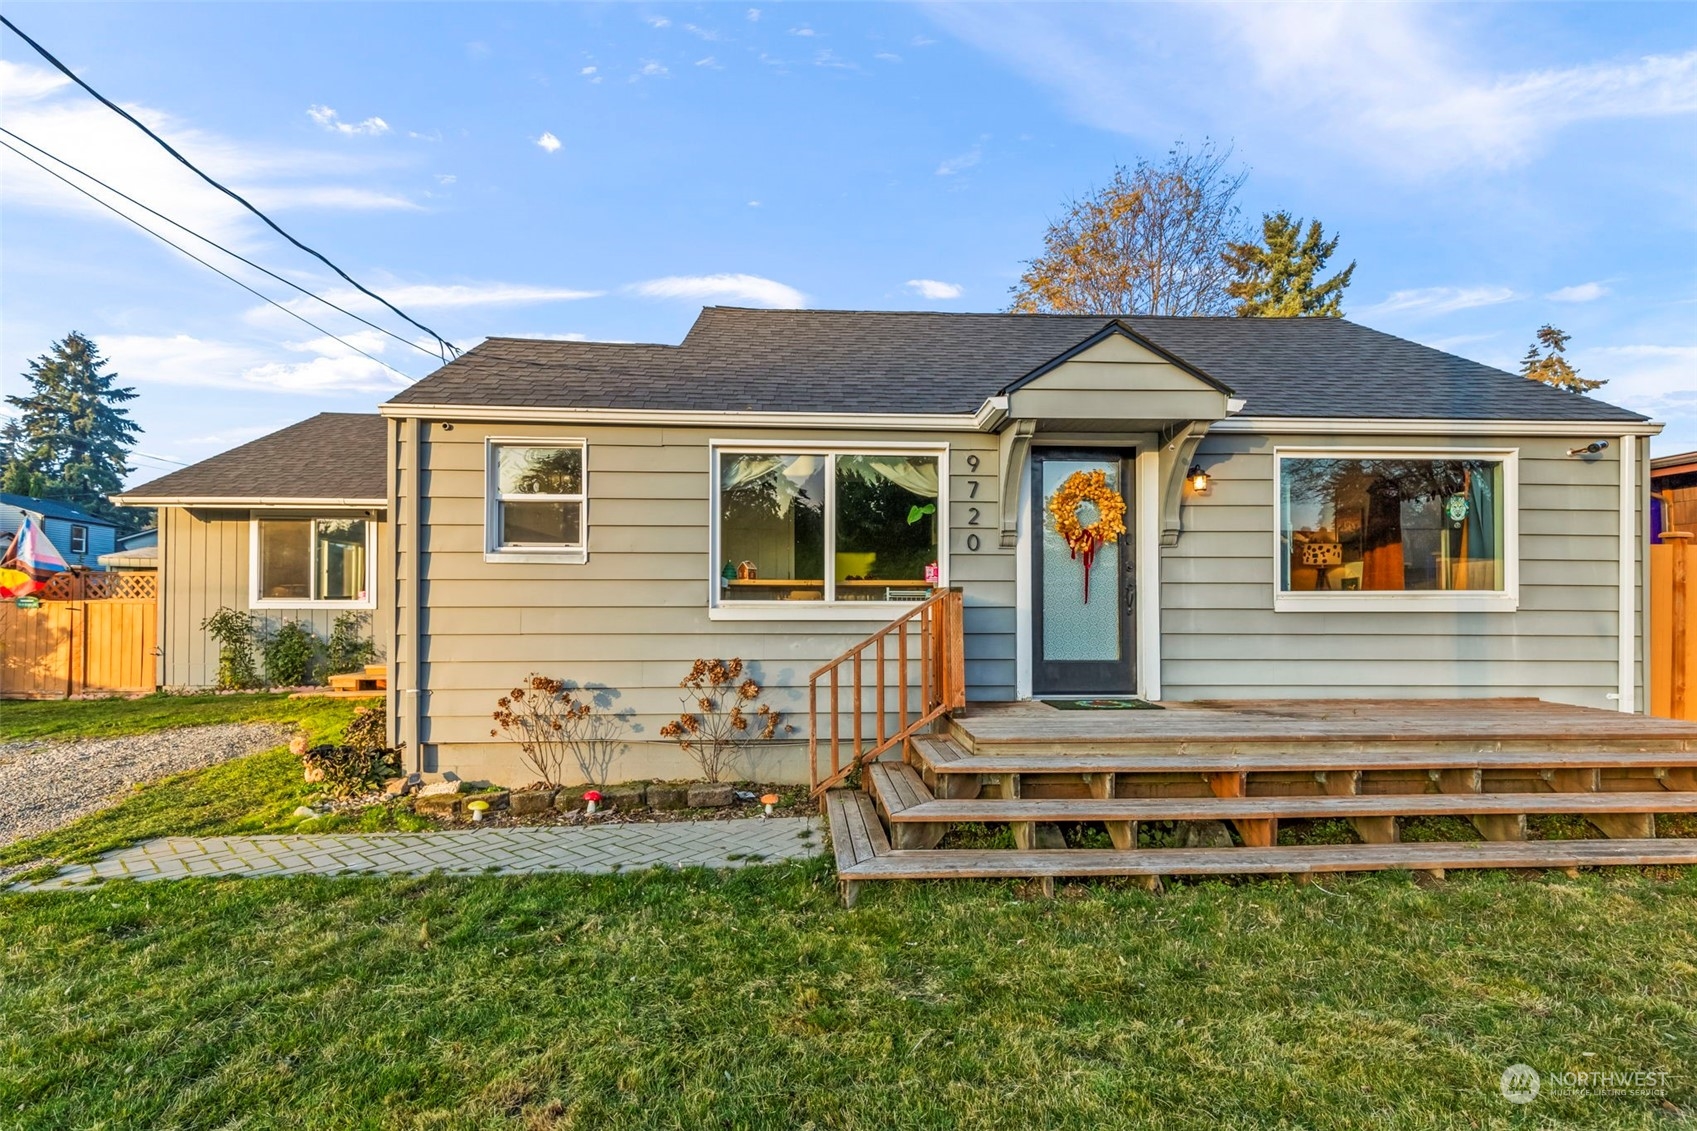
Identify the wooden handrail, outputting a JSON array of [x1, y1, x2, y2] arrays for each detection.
[[809, 587, 965, 796]]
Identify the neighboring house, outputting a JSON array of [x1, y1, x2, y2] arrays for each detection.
[[111, 413, 390, 689], [98, 527, 159, 572], [1651, 450, 1697, 540], [376, 308, 1660, 786], [0, 492, 119, 569]]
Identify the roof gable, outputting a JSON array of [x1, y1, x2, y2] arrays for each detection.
[[115, 413, 387, 505]]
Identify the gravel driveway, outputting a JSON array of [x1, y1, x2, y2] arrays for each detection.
[[0, 723, 291, 849]]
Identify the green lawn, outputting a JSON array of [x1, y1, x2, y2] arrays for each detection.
[[0, 690, 367, 743], [2, 864, 1694, 1128], [0, 696, 365, 870]]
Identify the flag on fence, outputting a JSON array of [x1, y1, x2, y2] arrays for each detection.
[[0, 515, 70, 599]]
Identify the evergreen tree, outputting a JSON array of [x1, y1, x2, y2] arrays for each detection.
[[1223, 211, 1356, 317], [1520, 324, 1604, 394], [4, 332, 141, 523]]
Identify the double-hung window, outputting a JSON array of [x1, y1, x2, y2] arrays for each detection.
[[251, 516, 375, 608], [487, 440, 588, 562], [713, 444, 946, 616], [68, 524, 88, 555], [1274, 447, 1518, 611]]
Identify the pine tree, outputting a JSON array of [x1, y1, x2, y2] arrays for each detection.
[[4, 332, 141, 523], [1223, 211, 1356, 317], [1520, 324, 1604, 394]]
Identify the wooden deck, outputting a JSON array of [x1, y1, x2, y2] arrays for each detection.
[[823, 699, 1697, 904]]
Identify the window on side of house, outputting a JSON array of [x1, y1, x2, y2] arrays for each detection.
[[1276, 451, 1514, 608], [716, 448, 944, 607], [252, 517, 373, 606], [488, 441, 587, 559], [68, 524, 88, 555]]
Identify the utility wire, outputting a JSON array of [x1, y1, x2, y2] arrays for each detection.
[[0, 137, 417, 384], [0, 126, 443, 364], [0, 12, 458, 361]]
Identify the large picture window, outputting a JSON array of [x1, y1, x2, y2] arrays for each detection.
[[715, 446, 944, 610], [487, 440, 587, 560], [251, 516, 374, 607], [1276, 449, 1516, 610]]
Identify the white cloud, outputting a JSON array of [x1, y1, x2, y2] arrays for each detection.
[[306, 105, 391, 137], [875, 52, 903, 64], [0, 63, 418, 246], [535, 131, 563, 153], [696, 57, 722, 69], [630, 273, 806, 308], [101, 333, 410, 395], [1579, 344, 1697, 449], [635, 61, 669, 78], [928, 5, 1697, 172], [1355, 286, 1518, 319], [936, 147, 982, 176], [747, 8, 761, 21], [306, 281, 603, 310], [645, 14, 671, 28], [684, 24, 722, 41], [435, 173, 457, 185], [906, 279, 964, 300], [1548, 282, 1610, 303], [0, 59, 70, 102], [789, 26, 818, 37], [581, 65, 598, 75], [747, 200, 762, 207]]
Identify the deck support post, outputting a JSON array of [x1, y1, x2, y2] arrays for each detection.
[[1320, 769, 1398, 844], [1088, 772, 1135, 851], [1206, 771, 1276, 848], [1432, 767, 1526, 841], [1540, 767, 1654, 839], [1656, 768, 1697, 792], [839, 879, 861, 908]]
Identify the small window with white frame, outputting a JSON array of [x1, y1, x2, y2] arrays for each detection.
[[250, 516, 375, 608], [68, 524, 88, 555], [487, 440, 588, 561], [1274, 447, 1518, 611], [712, 442, 947, 617]]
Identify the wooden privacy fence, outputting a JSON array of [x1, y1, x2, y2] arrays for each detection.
[[1652, 533, 1697, 720], [0, 599, 157, 698]]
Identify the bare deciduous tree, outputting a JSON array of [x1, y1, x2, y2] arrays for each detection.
[[1010, 142, 1247, 317]]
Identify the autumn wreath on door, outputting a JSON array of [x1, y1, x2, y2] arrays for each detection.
[[1047, 469, 1127, 602]]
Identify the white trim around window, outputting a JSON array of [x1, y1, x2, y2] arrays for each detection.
[[709, 439, 950, 622], [484, 437, 589, 564], [1272, 445, 1520, 613], [248, 514, 378, 610]]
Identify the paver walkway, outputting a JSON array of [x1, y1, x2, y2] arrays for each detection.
[[10, 817, 822, 890]]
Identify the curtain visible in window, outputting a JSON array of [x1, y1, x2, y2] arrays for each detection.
[[841, 456, 940, 499]]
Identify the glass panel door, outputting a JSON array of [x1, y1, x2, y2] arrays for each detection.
[[1032, 449, 1134, 696]]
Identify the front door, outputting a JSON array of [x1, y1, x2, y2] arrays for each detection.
[[1031, 448, 1135, 696]]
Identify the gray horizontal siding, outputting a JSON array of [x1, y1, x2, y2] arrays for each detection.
[[1162, 431, 1631, 710]]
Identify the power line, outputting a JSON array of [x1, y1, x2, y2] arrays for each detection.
[[0, 136, 417, 385], [0, 126, 443, 363], [0, 12, 458, 362]]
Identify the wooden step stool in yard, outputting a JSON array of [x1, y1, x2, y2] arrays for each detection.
[[822, 701, 1697, 907], [320, 664, 388, 697]]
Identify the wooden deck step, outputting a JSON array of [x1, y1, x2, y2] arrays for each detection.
[[910, 734, 1697, 776], [825, 789, 893, 907], [887, 789, 1697, 824], [835, 837, 1697, 881]]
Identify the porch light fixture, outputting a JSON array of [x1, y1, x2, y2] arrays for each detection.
[[1568, 440, 1609, 457], [1187, 464, 1211, 495]]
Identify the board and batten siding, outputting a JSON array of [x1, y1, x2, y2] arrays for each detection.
[[157, 506, 392, 689], [393, 421, 1011, 784], [1162, 431, 1644, 710]]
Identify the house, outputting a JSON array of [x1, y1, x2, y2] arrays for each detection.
[[1651, 449, 1697, 540], [376, 307, 1660, 786], [98, 527, 159, 572], [111, 413, 390, 689], [0, 492, 120, 569]]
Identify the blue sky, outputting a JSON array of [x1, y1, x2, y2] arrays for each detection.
[[2, 1, 1694, 483]]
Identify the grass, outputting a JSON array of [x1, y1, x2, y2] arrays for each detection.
[[0, 690, 373, 744], [0, 696, 365, 870], [2, 864, 1695, 1128]]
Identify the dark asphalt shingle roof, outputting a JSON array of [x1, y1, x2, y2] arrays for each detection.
[[386, 308, 1648, 423], [0, 493, 113, 526], [117, 413, 386, 502]]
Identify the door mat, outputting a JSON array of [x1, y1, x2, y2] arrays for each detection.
[[1045, 698, 1162, 711]]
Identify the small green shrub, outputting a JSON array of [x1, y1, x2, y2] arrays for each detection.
[[201, 607, 259, 691], [262, 621, 321, 687], [327, 611, 377, 675]]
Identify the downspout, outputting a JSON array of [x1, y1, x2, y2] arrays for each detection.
[[401, 416, 425, 767], [1617, 433, 1636, 713]]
